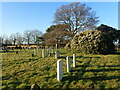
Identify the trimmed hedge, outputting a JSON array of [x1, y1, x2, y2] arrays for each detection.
[[65, 30, 115, 54]]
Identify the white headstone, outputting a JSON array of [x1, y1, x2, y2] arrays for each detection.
[[34, 49, 37, 55], [48, 49, 52, 56], [47, 49, 50, 56], [37, 48, 39, 54], [42, 49, 45, 58], [57, 60, 63, 81], [56, 44, 58, 49], [66, 56, 71, 72], [34, 49, 36, 55], [52, 49, 54, 53], [73, 54, 76, 67], [55, 51, 60, 58]]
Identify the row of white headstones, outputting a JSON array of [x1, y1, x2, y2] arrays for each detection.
[[35, 49, 60, 58], [57, 54, 76, 81], [33, 48, 54, 58], [34, 49, 76, 81]]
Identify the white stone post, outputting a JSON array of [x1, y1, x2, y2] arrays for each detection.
[[48, 49, 50, 56], [44, 49, 46, 56], [55, 51, 60, 58], [57, 60, 63, 81], [34, 49, 36, 55], [42, 49, 45, 58], [37, 48, 39, 54], [66, 56, 71, 72], [56, 44, 58, 49], [34, 48, 38, 55], [52, 49, 54, 53], [73, 54, 76, 67]]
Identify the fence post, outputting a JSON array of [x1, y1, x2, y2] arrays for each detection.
[[66, 56, 71, 72], [73, 54, 76, 67], [57, 60, 63, 81]]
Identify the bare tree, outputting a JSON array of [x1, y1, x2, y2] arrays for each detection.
[[15, 33, 23, 45], [0, 36, 4, 46], [24, 30, 42, 45], [24, 30, 32, 45], [9, 33, 23, 45], [31, 29, 42, 44], [54, 2, 99, 34], [9, 34, 17, 45], [1, 35, 11, 46]]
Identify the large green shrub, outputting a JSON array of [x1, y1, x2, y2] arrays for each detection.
[[65, 30, 115, 54]]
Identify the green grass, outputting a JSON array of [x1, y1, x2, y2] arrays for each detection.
[[1, 49, 120, 89]]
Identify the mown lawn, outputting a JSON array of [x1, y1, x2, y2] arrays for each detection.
[[1, 49, 120, 89]]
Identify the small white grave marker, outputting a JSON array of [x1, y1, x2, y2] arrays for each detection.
[[42, 49, 45, 58], [55, 51, 60, 58], [57, 59, 63, 81], [52, 49, 54, 53], [66, 56, 71, 72], [56, 44, 58, 49], [47, 49, 50, 56], [37, 48, 39, 54], [73, 54, 76, 67], [34, 49, 36, 55]]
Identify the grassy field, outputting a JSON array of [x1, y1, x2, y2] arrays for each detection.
[[1, 49, 120, 89]]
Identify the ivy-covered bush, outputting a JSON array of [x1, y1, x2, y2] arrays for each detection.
[[65, 30, 115, 54]]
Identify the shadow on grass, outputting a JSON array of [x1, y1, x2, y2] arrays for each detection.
[[63, 75, 120, 82], [58, 56, 101, 59], [60, 53, 67, 54], [80, 56, 101, 59], [99, 65, 120, 67], [76, 56, 83, 58], [74, 65, 89, 68], [113, 51, 120, 55], [101, 51, 120, 55], [85, 68, 120, 72], [76, 60, 83, 63], [71, 68, 120, 72], [0, 51, 17, 53], [20, 59, 38, 63], [58, 56, 66, 59], [58, 56, 73, 59], [28, 59, 38, 62], [0, 50, 24, 54]]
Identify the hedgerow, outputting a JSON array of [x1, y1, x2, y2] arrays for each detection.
[[65, 30, 115, 54]]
